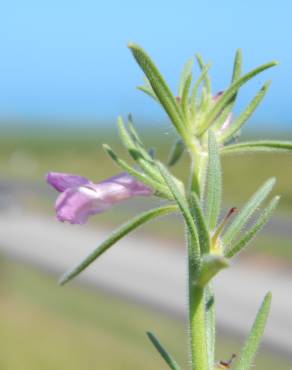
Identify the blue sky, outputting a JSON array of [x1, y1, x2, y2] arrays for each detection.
[[0, 1, 291, 130]]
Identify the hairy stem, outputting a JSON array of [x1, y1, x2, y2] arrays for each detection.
[[188, 234, 209, 370]]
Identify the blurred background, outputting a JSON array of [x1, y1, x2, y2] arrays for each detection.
[[0, 1, 292, 369]]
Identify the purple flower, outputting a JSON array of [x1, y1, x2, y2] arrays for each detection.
[[46, 172, 153, 224]]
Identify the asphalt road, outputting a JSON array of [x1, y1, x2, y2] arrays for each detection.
[[0, 208, 291, 357]]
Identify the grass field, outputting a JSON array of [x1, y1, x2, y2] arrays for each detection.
[[0, 256, 290, 370]]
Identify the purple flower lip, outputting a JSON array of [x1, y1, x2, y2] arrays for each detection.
[[46, 172, 153, 224]]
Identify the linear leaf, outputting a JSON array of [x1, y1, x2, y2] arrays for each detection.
[[232, 48, 242, 82], [181, 74, 192, 120], [212, 50, 242, 131], [178, 58, 193, 97], [196, 54, 211, 94], [59, 204, 178, 285], [157, 162, 201, 264], [196, 255, 229, 287], [205, 131, 222, 231], [128, 43, 186, 138], [198, 60, 277, 135], [212, 50, 241, 131], [189, 192, 210, 254], [117, 117, 162, 182], [190, 64, 211, 111], [167, 140, 185, 166], [137, 85, 158, 101], [103, 144, 171, 198], [222, 178, 275, 246], [221, 81, 271, 141], [221, 140, 292, 155], [147, 332, 182, 370], [225, 195, 280, 258], [235, 293, 272, 370]]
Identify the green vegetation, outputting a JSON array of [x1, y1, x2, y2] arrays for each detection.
[[0, 128, 291, 262], [0, 257, 289, 370]]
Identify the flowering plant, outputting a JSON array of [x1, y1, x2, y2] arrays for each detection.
[[47, 44, 292, 369]]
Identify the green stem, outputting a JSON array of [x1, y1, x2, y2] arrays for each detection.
[[189, 148, 208, 199], [188, 235, 209, 370]]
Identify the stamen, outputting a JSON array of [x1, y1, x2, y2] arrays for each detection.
[[212, 207, 237, 246], [218, 353, 236, 368]]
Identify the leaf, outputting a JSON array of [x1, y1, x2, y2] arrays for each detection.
[[189, 192, 210, 255], [235, 293, 272, 370], [59, 204, 178, 285], [167, 140, 185, 166], [137, 77, 159, 101], [205, 131, 222, 231], [103, 144, 171, 198], [231, 48, 242, 82], [128, 43, 187, 139], [225, 195, 280, 258], [178, 57, 193, 97], [157, 162, 201, 264], [195, 254, 229, 287], [190, 64, 211, 117], [196, 54, 211, 94], [222, 178, 275, 246], [212, 50, 242, 131], [181, 74, 192, 120], [221, 140, 292, 155], [117, 117, 162, 182], [221, 81, 271, 142], [198, 60, 278, 135], [137, 85, 158, 101], [146, 332, 182, 370]]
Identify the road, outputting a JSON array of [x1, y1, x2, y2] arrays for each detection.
[[0, 208, 291, 357]]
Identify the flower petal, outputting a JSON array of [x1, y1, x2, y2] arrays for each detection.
[[46, 172, 90, 192], [55, 186, 107, 224], [54, 173, 153, 224]]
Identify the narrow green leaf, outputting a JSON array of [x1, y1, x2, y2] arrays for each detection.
[[189, 192, 210, 254], [157, 162, 201, 264], [103, 144, 171, 198], [137, 85, 158, 101], [181, 74, 192, 120], [128, 43, 186, 138], [221, 81, 271, 142], [225, 196, 280, 258], [205, 131, 222, 231], [205, 285, 215, 369], [212, 49, 241, 132], [222, 178, 275, 246], [196, 54, 211, 94], [59, 205, 178, 285], [232, 48, 242, 82], [235, 293, 272, 370], [190, 64, 211, 118], [198, 86, 210, 112], [117, 117, 162, 182], [212, 48, 242, 132], [198, 60, 278, 135], [167, 140, 185, 166], [178, 58, 193, 97], [221, 140, 292, 155], [127, 115, 146, 149], [196, 254, 229, 287], [147, 332, 182, 370]]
